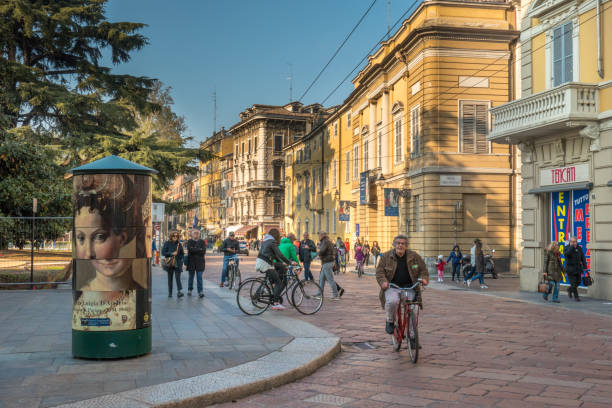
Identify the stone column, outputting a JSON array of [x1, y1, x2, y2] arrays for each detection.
[[381, 90, 390, 175], [369, 100, 377, 170]]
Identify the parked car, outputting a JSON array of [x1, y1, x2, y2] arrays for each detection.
[[239, 240, 249, 256]]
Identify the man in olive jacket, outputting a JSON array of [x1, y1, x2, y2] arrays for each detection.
[[376, 235, 429, 335]]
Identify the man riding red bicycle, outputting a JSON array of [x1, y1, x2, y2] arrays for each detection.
[[376, 235, 429, 348]]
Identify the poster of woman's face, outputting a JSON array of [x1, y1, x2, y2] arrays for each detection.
[[73, 258, 150, 291]]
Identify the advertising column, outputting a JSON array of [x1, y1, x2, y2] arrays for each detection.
[[69, 155, 156, 359]]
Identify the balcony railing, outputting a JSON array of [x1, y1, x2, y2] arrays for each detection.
[[489, 82, 599, 142], [246, 180, 284, 190]]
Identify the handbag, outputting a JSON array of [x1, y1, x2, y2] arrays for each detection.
[[582, 274, 593, 287], [538, 276, 549, 293], [162, 256, 176, 270]]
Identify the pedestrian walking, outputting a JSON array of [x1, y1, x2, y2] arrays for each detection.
[[447, 245, 463, 281], [279, 235, 300, 266], [299, 232, 316, 281], [543, 241, 563, 303], [436, 255, 447, 282], [371, 241, 381, 268], [344, 238, 350, 262], [564, 236, 586, 301], [466, 240, 487, 289], [363, 241, 371, 266], [463, 239, 479, 284], [185, 229, 206, 298], [318, 231, 344, 300], [162, 231, 184, 298]]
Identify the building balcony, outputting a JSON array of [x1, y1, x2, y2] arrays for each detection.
[[489, 83, 599, 143], [246, 180, 284, 190]]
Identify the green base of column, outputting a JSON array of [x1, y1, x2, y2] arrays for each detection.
[[72, 327, 151, 359]]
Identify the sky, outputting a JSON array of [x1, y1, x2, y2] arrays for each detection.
[[104, 0, 422, 145]]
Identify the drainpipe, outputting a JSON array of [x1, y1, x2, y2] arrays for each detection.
[[597, 0, 604, 78]]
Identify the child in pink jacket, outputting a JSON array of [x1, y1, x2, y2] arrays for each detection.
[[436, 254, 447, 282]]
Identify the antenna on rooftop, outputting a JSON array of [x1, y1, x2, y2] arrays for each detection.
[[287, 63, 293, 102], [212, 87, 217, 134], [387, 0, 391, 40]]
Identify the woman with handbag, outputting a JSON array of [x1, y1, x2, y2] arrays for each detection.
[[543, 242, 563, 303], [162, 231, 184, 298]]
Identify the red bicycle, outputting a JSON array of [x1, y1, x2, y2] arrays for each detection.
[[389, 281, 423, 362]]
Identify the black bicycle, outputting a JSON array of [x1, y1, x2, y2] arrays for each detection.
[[237, 266, 323, 315], [227, 257, 241, 290]]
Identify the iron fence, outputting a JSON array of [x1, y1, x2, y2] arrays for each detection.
[[0, 217, 72, 288]]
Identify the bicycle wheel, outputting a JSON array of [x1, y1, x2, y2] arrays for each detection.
[[406, 310, 419, 363], [235, 266, 242, 288], [285, 276, 298, 307], [357, 264, 363, 278], [237, 278, 271, 315], [228, 265, 235, 290], [291, 280, 323, 315]]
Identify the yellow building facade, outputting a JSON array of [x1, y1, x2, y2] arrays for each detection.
[[327, 0, 521, 270], [490, 0, 612, 299], [283, 108, 338, 238], [199, 128, 233, 238]]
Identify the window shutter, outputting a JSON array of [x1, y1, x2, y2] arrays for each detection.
[[475, 104, 488, 154], [461, 103, 475, 153], [563, 22, 573, 83]]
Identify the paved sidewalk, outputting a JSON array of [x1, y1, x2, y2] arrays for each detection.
[[217, 257, 612, 408], [0, 260, 294, 408]]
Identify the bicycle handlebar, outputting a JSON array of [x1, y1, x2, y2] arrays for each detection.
[[389, 280, 423, 291]]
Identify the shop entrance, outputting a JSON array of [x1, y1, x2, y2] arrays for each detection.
[[550, 189, 590, 287]]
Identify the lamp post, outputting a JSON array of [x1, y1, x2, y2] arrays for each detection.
[[453, 201, 462, 245]]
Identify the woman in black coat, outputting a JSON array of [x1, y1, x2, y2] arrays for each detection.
[[564, 236, 586, 301], [186, 229, 206, 298], [162, 231, 184, 298]]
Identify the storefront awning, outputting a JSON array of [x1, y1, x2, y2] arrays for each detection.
[[235, 225, 257, 236], [528, 182, 593, 194], [226, 224, 243, 234]]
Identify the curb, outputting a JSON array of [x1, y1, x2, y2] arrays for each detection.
[[57, 282, 341, 408]]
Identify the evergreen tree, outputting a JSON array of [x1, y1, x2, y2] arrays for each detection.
[[0, 0, 211, 216]]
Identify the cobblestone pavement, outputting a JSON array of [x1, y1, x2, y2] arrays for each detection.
[[0, 256, 292, 408], [215, 254, 612, 408]]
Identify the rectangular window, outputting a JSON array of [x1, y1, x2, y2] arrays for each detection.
[[326, 211, 330, 233], [460, 101, 489, 154], [296, 180, 301, 208], [353, 145, 359, 180], [248, 139, 251, 154], [235, 144, 238, 157], [254, 136, 257, 150], [553, 22, 573, 87], [463, 193, 487, 231], [377, 129, 382, 168], [274, 135, 283, 152], [241, 142, 245, 156], [332, 159, 337, 188], [334, 122, 338, 137], [315, 213, 319, 233], [305, 219, 309, 234], [394, 117, 403, 163], [286, 153, 292, 164], [273, 164, 281, 182], [410, 106, 420, 157], [345, 151, 350, 183], [347, 112, 351, 128], [363, 140, 369, 172], [274, 198, 282, 217], [324, 163, 329, 190]]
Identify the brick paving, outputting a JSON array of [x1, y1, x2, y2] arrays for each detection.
[[214, 254, 612, 408], [0, 256, 292, 408]]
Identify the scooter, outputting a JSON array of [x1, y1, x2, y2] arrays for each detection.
[[485, 249, 498, 279]]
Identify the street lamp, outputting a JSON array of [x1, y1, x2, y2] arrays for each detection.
[[453, 201, 462, 245]]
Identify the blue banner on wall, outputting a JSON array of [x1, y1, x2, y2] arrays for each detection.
[[384, 188, 399, 216], [360, 172, 368, 205], [572, 189, 590, 283]]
